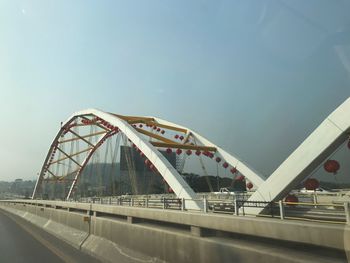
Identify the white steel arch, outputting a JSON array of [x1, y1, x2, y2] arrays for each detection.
[[32, 109, 266, 210], [246, 97, 350, 215], [32, 97, 350, 214]]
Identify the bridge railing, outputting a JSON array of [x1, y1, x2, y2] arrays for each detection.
[[72, 195, 349, 224]]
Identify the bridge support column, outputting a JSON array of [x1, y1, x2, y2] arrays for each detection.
[[203, 197, 207, 213], [181, 198, 185, 211], [234, 199, 239, 216], [279, 200, 285, 220]]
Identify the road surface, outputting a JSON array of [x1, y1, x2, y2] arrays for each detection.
[[0, 209, 101, 263]]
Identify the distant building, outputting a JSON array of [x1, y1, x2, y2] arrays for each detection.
[[119, 146, 177, 195]]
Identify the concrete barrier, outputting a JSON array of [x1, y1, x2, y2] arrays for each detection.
[[0, 200, 348, 263]]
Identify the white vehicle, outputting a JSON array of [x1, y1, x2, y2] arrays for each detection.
[[214, 187, 236, 195], [298, 187, 331, 194]]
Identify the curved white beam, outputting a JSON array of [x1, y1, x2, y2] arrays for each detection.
[[246, 97, 350, 215]]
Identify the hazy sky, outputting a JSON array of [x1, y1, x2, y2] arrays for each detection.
[[0, 0, 350, 182]]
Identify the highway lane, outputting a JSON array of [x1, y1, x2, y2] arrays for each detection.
[[0, 209, 101, 263]]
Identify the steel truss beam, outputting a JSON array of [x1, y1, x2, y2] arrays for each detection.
[[151, 142, 216, 152]]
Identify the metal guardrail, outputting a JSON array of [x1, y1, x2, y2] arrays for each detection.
[[70, 196, 350, 224]]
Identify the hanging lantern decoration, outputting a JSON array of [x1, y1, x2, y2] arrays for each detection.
[[236, 175, 245, 181], [195, 150, 201, 156], [222, 162, 229, 169], [179, 135, 184, 140], [166, 148, 172, 154], [285, 194, 298, 205], [153, 126, 157, 130], [230, 167, 238, 174], [304, 178, 319, 190], [246, 182, 253, 190], [186, 149, 192, 156], [140, 152, 145, 158], [323, 160, 340, 174], [144, 159, 150, 166], [139, 124, 143, 128], [215, 157, 221, 163], [168, 187, 174, 193], [174, 135, 179, 139], [149, 164, 154, 170], [161, 130, 165, 134], [176, 149, 182, 155], [157, 128, 161, 132], [208, 152, 214, 158]]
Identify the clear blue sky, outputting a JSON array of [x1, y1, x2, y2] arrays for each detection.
[[0, 1, 349, 181]]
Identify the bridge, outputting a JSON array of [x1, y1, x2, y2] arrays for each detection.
[[1, 98, 350, 262]]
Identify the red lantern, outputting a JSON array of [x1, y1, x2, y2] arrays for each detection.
[[246, 182, 253, 190], [230, 167, 237, 174], [236, 175, 244, 181], [144, 159, 150, 166], [153, 126, 157, 130], [149, 164, 154, 170], [285, 194, 298, 205], [176, 149, 182, 155], [161, 130, 165, 134], [174, 135, 179, 139], [323, 160, 340, 174], [304, 178, 319, 190], [202, 151, 208, 156], [195, 150, 201, 156], [139, 124, 143, 128], [215, 157, 221, 163], [157, 128, 161, 132], [179, 135, 184, 140], [166, 148, 172, 154], [223, 162, 228, 168], [168, 187, 174, 193], [186, 149, 192, 156], [208, 152, 214, 158]]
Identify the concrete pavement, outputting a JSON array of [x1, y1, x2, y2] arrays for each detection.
[[0, 209, 100, 263]]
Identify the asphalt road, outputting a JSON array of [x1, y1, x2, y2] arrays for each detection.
[[0, 209, 101, 263]]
